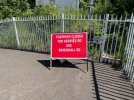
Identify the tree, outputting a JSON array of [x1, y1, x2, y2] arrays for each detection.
[[34, 4, 58, 16], [79, 0, 134, 16], [109, 0, 134, 15], [0, 0, 30, 18], [94, 0, 111, 15], [28, 0, 35, 8]]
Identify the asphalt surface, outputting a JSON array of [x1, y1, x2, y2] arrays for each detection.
[[0, 49, 92, 100]]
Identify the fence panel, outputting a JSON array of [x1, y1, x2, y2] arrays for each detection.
[[124, 15, 134, 80], [0, 14, 133, 80], [0, 20, 17, 48], [15, 15, 61, 53], [103, 15, 130, 64], [64, 14, 104, 62]]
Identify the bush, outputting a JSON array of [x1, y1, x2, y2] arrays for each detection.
[[34, 4, 59, 16]]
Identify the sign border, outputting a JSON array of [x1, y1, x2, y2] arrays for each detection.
[[51, 32, 88, 59]]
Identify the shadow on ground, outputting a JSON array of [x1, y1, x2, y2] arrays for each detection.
[[90, 62, 134, 100], [38, 59, 134, 100], [38, 59, 86, 73]]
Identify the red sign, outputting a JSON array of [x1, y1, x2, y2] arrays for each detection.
[[51, 32, 88, 59]]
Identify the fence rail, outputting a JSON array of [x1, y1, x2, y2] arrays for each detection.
[[0, 14, 133, 81]]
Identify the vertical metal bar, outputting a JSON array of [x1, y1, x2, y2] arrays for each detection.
[[24, 17, 27, 50], [126, 22, 133, 75], [48, 16, 52, 52], [52, 15, 54, 33], [124, 14, 133, 74], [87, 59, 88, 72], [75, 14, 78, 32], [67, 14, 69, 32], [64, 14, 67, 32], [113, 16, 122, 60], [109, 16, 118, 60], [48, 15, 51, 53], [50, 59, 52, 69], [35, 16, 38, 51], [12, 17, 20, 48], [70, 14, 72, 32], [92, 15, 96, 61], [88, 15, 93, 60], [80, 14, 83, 32], [56, 15, 58, 32], [46, 16, 49, 53], [30, 17, 33, 50], [128, 16, 134, 78], [98, 15, 102, 62], [31, 16, 34, 51], [36, 17, 39, 51], [39, 16, 42, 51], [82, 15, 85, 32], [105, 15, 113, 63], [61, 13, 65, 33], [95, 15, 100, 61], [129, 46, 134, 79], [40, 16, 43, 51], [40, 16, 43, 52], [73, 14, 75, 32], [25, 17, 28, 50], [42, 16, 46, 52], [33, 17, 37, 51], [89, 0, 94, 18], [100, 14, 109, 62], [26, 17, 29, 50], [132, 73, 134, 82], [60, 13, 65, 63], [117, 16, 127, 59], [99, 15, 105, 62], [44, 16, 47, 52]]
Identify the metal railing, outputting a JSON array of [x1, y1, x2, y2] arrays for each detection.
[[0, 13, 133, 81], [124, 14, 134, 80]]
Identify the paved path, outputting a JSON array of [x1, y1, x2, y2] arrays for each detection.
[[1, 49, 134, 100], [0, 49, 92, 100]]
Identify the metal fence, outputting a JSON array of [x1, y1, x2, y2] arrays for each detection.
[[124, 14, 134, 81], [0, 13, 133, 81]]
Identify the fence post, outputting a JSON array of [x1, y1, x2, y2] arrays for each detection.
[[12, 17, 20, 48], [60, 13, 65, 63], [100, 14, 109, 62], [61, 13, 65, 33]]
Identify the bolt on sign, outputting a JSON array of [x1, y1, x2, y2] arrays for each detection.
[[51, 32, 88, 59]]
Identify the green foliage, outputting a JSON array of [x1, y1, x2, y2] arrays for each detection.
[[0, 0, 30, 18], [94, 0, 111, 15], [79, 0, 89, 14], [0, 22, 17, 48], [34, 4, 59, 16], [21, 9, 34, 16], [0, 0, 134, 19], [64, 6, 82, 16], [117, 41, 126, 60], [109, 0, 134, 15], [88, 44, 100, 61], [79, 0, 134, 16]]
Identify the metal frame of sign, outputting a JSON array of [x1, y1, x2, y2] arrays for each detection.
[[50, 32, 89, 71]]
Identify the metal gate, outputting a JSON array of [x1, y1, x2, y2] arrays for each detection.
[[123, 15, 134, 80]]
